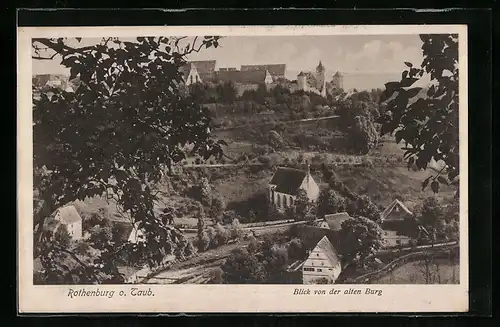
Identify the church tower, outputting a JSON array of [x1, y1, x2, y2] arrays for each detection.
[[315, 61, 326, 97]]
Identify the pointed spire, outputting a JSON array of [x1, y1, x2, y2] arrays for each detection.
[[317, 60, 325, 72]]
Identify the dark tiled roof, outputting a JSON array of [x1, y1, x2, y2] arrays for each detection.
[[240, 64, 286, 77], [216, 70, 267, 84], [269, 167, 307, 195], [187, 60, 216, 80], [324, 212, 352, 231]]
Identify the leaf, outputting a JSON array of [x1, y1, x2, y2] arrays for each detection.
[[400, 78, 420, 88], [384, 81, 401, 93], [406, 87, 423, 98], [437, 176, 449, 185], [404, 62, 413, 68], [394, 130, 404, 144], [407, 157, 415, 171], [422, 176, 432, 191], [69, 66, 79, 80], [430, 180, 439, 194]]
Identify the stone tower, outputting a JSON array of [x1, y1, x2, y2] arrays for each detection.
[[297, 71, 308, 92], [332, 71, 344, 90], [315, 61, 326, 97]]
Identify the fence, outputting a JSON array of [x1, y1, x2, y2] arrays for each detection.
[[351, 243, 459, 284]]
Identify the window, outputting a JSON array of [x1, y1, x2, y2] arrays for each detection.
[[321, 262, 324, 266], [316, 253, 319, 257], [317, 269, 323, 272], [196, 75, 200, 83], [271, 190, 275, 204], [190, 75, 194, 84], [290, 197, 294, 206], [277, 194, 281, 206], [303, 267, 315, 272], [282, 194, 286, 207]]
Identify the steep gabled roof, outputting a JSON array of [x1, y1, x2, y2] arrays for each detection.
[[53, 205, 82, 224], [297, 71, 305, 77], [333, 71, 343, 77], [313, 236, 341, 267], [324, 212, 352, 231], [381, 199, 413, 221], [269, 167, 307, 195]]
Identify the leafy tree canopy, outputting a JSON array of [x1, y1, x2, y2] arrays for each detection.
[[378, 34, 459, 194], [32, 36, 225, 283]]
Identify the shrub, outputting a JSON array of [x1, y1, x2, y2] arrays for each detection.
[[198, 233, 210, 252], [214, 223, 230, 246], [229, 218, 244, 240]]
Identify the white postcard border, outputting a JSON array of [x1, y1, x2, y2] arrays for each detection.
[[17, 24, 469, 313]]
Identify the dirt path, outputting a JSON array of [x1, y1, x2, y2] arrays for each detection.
[[145, 241, 249, 284]]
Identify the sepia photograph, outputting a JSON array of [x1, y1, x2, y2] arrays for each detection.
[[18, 24, 468, 313]]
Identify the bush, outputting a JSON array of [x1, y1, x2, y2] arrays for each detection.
[[214, 223, 230, 246], [197, 233, 210, 252], [229, 218, 244, 240]]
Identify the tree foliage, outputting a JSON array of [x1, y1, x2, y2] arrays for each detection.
[[339, 217, 384, 265], [221, 248, 267, 284], [317, 188, 346, 217], [378, 34, 459, 194], [32, 36, 225, 284]]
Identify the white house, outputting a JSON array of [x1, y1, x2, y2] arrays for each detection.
[[380, 199, 413, 223], [268, 165, 320, 212], [302, 236, 342, 284], [53, 205, 83, 240]]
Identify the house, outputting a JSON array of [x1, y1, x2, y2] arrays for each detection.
[[268, 165, 320, 212], [240, 64, 286, 81], [310, 219, 330, 229], [179, 63, 203, 86], [324, 212, 353, 231], [302, 236, 342, 284], [380, 199, 415, 231], [53, 205, 83, 240], [297, 61, 327, 97], [179, 60, 217, 85], [216, 69, 274, 85]]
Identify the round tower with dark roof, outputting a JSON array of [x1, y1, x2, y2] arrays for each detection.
[[332, 71, 344, 90]]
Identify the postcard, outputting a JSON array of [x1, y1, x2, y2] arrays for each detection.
[[18, 24, 468, 313]]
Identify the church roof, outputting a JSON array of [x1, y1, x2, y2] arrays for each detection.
[[269, 167, 308, 195], [297, 71, 305, 77]]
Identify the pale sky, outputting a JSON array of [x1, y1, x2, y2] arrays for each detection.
[[32, 35, 427, 90]]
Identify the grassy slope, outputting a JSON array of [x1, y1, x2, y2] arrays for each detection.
[[373, 258, 459, 284]]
